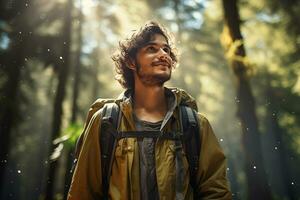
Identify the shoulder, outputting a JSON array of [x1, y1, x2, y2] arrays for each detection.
[[195, 113, 217, 140], [83, 99, 117, 137], [90, 98, 116, 110], [195, 113, 211, 128]]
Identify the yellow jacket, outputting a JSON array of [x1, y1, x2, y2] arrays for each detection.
[[68, 88, 231, 200]]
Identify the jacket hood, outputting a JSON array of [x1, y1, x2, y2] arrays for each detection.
[[168, 87, 198, 111]]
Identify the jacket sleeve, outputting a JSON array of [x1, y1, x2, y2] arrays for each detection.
[[196, 114, 232, 199], [67, 110, 103, 199]]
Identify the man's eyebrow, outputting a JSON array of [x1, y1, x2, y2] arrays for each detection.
[[145, 42, 171, 48]]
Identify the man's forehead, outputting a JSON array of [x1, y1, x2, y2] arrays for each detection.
[[146, 34, 169, 46]]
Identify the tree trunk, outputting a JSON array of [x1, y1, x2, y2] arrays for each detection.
[[45, 0, 72, 199], [64, 1, 83, 198], [0, 40, 24, 192], [221, 0, 272, 199], [91, 48, 100, 100], [70, 3, 82, 125], [265, 86, 296, 200], [173, 0, 182, 38], [0, 15, 31, 190]]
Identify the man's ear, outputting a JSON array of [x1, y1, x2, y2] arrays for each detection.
[[127, 59, 136, 71]]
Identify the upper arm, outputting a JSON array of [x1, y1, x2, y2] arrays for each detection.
[[68, 110, 103, 199], [196, 114, 232, 199]]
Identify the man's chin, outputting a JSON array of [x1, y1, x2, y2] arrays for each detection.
[[136, 69, 171, 86], [153, 73, 171, 85]]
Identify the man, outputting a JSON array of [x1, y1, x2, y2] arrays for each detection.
[[68, 21, 231, 199]]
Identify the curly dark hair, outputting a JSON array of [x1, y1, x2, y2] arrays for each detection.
[[112, 21, 178, 89]]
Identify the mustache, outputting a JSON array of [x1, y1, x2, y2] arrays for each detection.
[[152, 60, 171, 67]]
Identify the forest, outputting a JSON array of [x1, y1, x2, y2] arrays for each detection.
[[0, 0, 300, 199]]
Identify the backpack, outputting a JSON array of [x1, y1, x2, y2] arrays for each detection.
[[72, 100, 201, 199]]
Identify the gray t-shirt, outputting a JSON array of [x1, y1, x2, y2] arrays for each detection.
[[134, 115, 161, 200]]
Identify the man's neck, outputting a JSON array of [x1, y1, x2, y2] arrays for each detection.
[[133, 82, 167, 122]]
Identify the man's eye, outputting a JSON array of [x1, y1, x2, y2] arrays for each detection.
[[163, 48, 171, 54], [146, 46, 157, 52]]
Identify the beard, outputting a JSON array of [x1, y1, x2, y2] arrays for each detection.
[[136, 63, 171, 86]]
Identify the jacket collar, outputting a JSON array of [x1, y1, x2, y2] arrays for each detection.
[[118, 87, 177, 131]]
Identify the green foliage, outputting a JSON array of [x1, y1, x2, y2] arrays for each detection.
[[60, 123, 82, 149], [49, 123, 82, 162]]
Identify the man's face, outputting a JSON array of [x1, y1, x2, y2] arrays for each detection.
[[133, 34, 173, 86]]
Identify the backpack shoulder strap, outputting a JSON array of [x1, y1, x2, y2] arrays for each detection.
[[180, 105, 201, 197], [72, 98, 116, 162], [100, 102, 121, 199]]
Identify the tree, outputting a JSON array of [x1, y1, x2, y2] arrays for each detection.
[[240, 0, 300, 198], [0, 1, 73, 198], [265, 80, 296, 200], [221, 0, 272, 199], [0, 0, 31, 191], [45, 0, 72, 199], [63, 1, 84, 197]]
